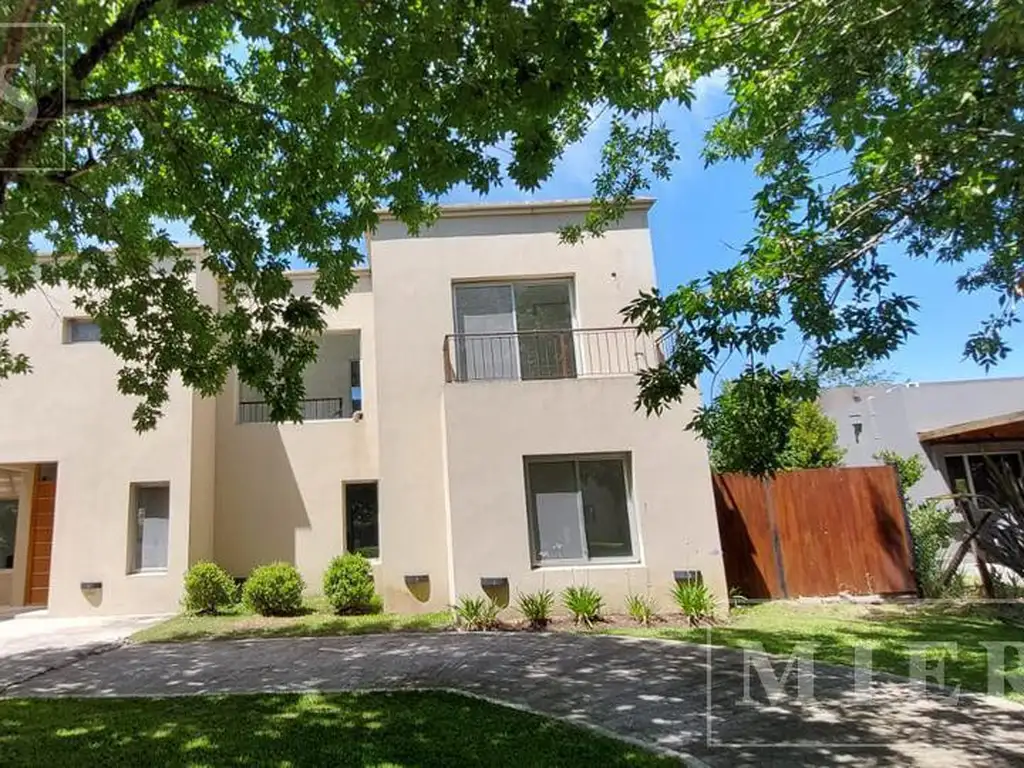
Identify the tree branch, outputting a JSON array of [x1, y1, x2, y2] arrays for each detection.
[[0, 0, 217, 202], [0, 0, 39, 75], [69, 0, 165, 83], [66, 83, 252, 113]]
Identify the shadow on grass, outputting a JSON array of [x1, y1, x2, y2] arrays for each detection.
[[0, 691, 673, 767], [619, 603, 1024, 697]]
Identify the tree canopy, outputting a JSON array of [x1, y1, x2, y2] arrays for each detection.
[[0, 1, 1020, 429], [693, 366, 844, 475], [0, 0, 673, 428], [626, 0, 1023, 416]]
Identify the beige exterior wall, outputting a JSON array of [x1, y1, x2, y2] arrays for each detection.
[[213, 271, 380, 592], [0, 250, 213, 616], [370, 203, 725, 612], [443, 378, 725, 609], [0, 202, 726, 617]]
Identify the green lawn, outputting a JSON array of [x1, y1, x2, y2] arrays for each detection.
[[132, 597, 451, 643], [134, 597, 1024, 702], [605, 601, 1024, 699], [0, 691, 672, 767]]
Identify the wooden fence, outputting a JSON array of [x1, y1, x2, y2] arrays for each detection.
[[712, 466, 918, 599]]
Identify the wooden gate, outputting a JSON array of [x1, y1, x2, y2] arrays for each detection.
[[713, 466, 917, 599]]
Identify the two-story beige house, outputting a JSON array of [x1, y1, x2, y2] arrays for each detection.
[[0, 199, 726, 617]]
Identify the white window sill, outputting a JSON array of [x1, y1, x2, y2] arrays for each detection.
[[237, 418, 361, 426], [128, 569, 168, 577], [0, 567, 13, 573], [531, 559, 642, 571]]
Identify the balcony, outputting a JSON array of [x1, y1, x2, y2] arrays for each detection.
[[442, 327, 660, 383], [238, 397, 346, 424], [238, 331, 362, 423]]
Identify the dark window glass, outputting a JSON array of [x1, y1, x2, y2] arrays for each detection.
[[345, 482, 379, 559]]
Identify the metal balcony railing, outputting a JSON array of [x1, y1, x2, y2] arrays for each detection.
[[238, 397, 345, 424], [443, 327, 660, 383]]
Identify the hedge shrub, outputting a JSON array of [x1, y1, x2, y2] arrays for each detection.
[[182, 561, 237, 615], [323, 553, 381, 614], [242, 562, 305, 616]]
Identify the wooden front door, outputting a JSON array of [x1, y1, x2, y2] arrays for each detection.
[[24, 464, 56, 606]]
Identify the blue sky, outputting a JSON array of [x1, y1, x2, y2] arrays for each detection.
[[439, 77, 1024, 392], [161, 76, 1021, 391]]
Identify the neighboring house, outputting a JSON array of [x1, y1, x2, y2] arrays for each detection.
[[917, 411, 1024, 502], [819, 377, 1024, 503], [0, 199, 727, 617]]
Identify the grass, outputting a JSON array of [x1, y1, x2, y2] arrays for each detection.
[[132, 596, 451, 643], [0, 691, 673, 767], [604, 600, 1024, 700], [135, 596, 1024, 702]]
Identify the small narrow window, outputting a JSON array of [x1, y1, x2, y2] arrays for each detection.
[[350, 359, 362, 412], [129, 484, 170, 572], [345, 482, 379, 559], [852, 422, 863, 444], [0, 498, 18, 569], [65, 318, 101, 344]]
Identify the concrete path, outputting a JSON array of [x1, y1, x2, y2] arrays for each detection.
[[0, 613, 163, 692], [3, 632, 1023, 766]]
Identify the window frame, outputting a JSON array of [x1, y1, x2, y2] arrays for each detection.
[[524, 452, 640, 568], [63, 317, 102, 344], [127, 482, 171, 575], [451, 278, 577, 381], [344, 480, 380, 562], [940, 447, 1024, 498], [452, 277, 577, 333], [0, 497, 19, 572]]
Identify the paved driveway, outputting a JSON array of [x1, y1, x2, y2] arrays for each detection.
[[0, 613, 162, 691], [3, 632, 1023, 766]]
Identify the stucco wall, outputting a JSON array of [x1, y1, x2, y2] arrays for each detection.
[[0, 257, 209, 616], [213, 271, 379, 590], [370, 203, 724, 612], [0, 205, 728, 618], [820, 377, 1024, 502], [443, 377, 726, 609]]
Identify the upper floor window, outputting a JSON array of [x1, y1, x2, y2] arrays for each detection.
[[452, 279, 575, 381], [64, 318, 101, 344]]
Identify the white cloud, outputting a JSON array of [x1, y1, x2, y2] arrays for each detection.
[[691, 69, 730, 120]]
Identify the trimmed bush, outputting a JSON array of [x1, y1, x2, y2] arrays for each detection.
[[516, 589, 555, 630], [242, 562, 305, 616], [323, 553, 381, 614], [182, 561, 237, 615], [562, 585, 603, 628]]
